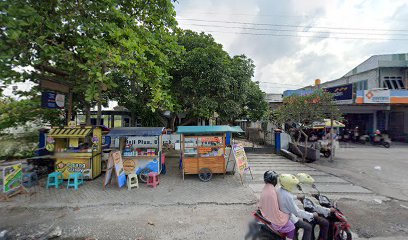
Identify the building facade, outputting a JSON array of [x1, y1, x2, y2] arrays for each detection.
[[284, 53, 408, 141]]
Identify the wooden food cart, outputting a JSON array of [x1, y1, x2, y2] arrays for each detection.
[[47, 125, 110, 179], [177, 126, 243, 182], [107, 127, 166, 182]]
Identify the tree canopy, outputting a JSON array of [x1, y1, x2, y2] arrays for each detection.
[[1, 2, 268, 130], [169, 30, 268, 127], [273, 90, 342, 161]]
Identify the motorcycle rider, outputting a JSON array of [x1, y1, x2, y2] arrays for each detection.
[[276, 174, 313, 240], [259, 171, 296, 239], [296, 173, 335, 240]]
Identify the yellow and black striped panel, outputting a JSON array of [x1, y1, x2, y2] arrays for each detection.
[[48, 127, 92, 138]]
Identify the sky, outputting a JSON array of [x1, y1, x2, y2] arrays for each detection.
[[174, 0, 408, 93]]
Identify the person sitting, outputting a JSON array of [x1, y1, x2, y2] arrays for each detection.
[[276, 174, 314, 240], [259, 171, 296, 239]]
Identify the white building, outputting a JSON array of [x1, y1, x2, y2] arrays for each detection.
[[285, 53, 408, 141]]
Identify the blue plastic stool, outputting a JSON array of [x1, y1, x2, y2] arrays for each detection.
[[47, 172, 63, 189], [67, 172, 84, 190], [23, 172, 38, 188]]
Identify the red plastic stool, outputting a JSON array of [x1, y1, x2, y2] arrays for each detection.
[[147, 172, 160, 188]]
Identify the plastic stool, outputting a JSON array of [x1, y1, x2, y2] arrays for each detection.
[[47, 172, 63, 189], [127, 173, 139, 190], [23, 172, 38, 188], [67, 172, 84, 190], [147, 172, 159, 188]]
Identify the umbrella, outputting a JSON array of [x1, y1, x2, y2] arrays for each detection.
[[312, 119, 345, 129]]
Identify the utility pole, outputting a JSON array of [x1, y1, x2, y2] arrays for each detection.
[[330, 114, 334, 162]]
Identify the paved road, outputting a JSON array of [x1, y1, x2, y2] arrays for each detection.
[[245, 153, 387, 202], [310, 142, 408, 201]]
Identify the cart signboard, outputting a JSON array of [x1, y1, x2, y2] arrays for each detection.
[[232, 144, 253, 184], [103, 151, 126, 188], [2, 164, 23, 193]]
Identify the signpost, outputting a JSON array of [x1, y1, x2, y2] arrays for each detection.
[[41, 91, 65, 109], [232, 144, 253, 184], [103, 151, 127, 189]]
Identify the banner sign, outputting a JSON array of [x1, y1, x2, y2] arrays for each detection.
[[2, 164, 23, 193], [41, 91, 65, 109], [126, 136, 158, 148], [364, 90, 390, 103], [324, 84, 353, 103]]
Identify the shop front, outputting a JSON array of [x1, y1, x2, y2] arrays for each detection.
[[46, 125, 110, 179], [177, 125, 244, 181], [107, 127, 166, 182]]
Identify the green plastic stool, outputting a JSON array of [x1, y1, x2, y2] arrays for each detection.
[[67, 172, 84, 190], [46, 172, 63, 189]]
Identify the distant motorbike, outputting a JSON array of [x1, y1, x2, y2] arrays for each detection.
[[245, 210, 287, 240], [316, 140, 332, 158], [341, 130, 351, 142], [298, 184, 352, 240], [359, 134, 391, 148]]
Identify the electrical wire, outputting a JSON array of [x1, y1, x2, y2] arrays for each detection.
[[177, 18, 408, 33], [181, 23, 408, 37]]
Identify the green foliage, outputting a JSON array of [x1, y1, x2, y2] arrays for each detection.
[[274, 90, 342, 128], [1, 0, 180, 122], [170, 30, 268, 123], [0, 94, 64, 131]]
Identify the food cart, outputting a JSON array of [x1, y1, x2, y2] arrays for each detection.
[[46, 125, 110, 179], [107, 127, 166, 182], [177, 125, 244, 181]]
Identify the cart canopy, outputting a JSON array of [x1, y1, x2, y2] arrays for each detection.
[[107, 127, 166, 138], [177, 125, 244, 134]]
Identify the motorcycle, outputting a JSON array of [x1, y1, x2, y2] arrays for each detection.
[[359, 134, 391, 148], [298, 184, 352, 240], [245, 210, 287, 240]]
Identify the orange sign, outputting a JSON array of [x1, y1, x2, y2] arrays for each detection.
[[200, 137, 221, 143], [198, 147, 213, 154]]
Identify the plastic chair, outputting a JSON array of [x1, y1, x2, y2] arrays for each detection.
[[47, 172, 63, 189], [67, 172, 84, 190], [127, 173, 139, 190], [23, 172, 38, 188], [147, 172, 160, 188]]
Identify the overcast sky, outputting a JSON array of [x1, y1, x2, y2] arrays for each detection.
[[174, 0, 408, 93]]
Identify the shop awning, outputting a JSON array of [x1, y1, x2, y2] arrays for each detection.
[[48, 127, 92, 138], [107, 127, 166, 138], [177, 125, 244, 134]]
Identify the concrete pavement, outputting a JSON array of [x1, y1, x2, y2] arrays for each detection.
[[245, 153, 389, 202]]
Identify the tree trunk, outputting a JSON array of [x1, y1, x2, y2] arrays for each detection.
[[300, 129, 308, 162], [130, 110, 136, 127], [169, 114, 176, 131], [85, 104, 91, 125], [180, 118, 196, 126]]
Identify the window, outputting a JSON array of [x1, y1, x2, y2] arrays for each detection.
[[355, 80, 368, 91], [383, 76, 404, 89]]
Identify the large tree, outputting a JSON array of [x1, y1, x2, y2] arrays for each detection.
[[168, 30, 268, 129], [273, 90, 341, 162], [0, 0, 179, 125]]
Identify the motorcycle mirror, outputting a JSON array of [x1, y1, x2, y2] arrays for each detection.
[[297, 184, 303, 191], [312, 183, 317, 189]]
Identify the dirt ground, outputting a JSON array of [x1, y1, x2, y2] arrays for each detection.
[[0, 204, 254, 240], [338, 199, 408, 239]]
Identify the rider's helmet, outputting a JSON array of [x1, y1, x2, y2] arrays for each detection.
[[296, 173, 315, 185], [278, 174, 299, 192], [264, 170, 279, 186]]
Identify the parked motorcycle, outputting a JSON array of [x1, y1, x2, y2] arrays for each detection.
[[359, 134, 391, 148], [245, 210, 287, 240], [298, 183, 352, 240]]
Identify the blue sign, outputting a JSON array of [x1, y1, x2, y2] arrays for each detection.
[[41, 92, 65, 109], [324, 84, 353, 101]]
